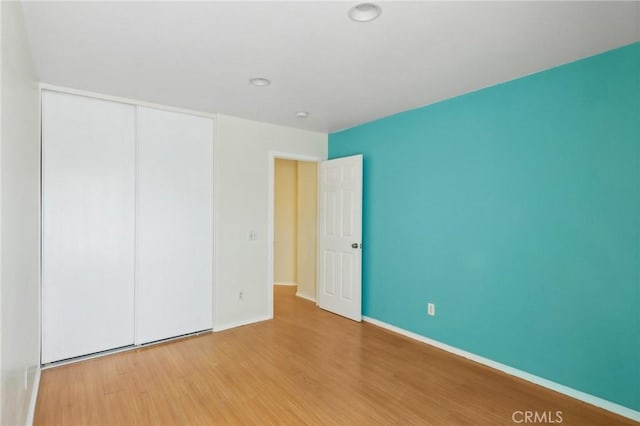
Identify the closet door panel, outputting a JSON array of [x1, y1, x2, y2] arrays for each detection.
[[136, 107, 213, 344], [42, 91, 136, 363]]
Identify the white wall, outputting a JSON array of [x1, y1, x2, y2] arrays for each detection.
[[214, 114, 327, 330], [1, 2, 41, 425]]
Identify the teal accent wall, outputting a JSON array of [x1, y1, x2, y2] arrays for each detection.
[[329, 43, 640, 411]]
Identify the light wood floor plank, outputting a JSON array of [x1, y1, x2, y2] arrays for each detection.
[[35, 286, 636, 425]]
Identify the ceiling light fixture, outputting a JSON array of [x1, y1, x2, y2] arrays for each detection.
[[295, 111, 309, 118], [348, 3, 382, 23], [249, 77, 271, 87]]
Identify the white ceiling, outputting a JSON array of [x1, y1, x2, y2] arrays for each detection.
[[21, 1, 640, 133]]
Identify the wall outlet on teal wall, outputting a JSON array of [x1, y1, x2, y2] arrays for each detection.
[[427, 303, 435, 316]]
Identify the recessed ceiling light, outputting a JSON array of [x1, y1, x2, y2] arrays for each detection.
[[348, 3, 381, 23], [295, 111, 309, 118], [249, 77, 271, 87]]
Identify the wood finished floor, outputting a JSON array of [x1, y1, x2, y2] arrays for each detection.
[[35, 286, 635, 425]]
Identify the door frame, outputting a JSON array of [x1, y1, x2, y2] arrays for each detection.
[[267, 151, 325, 318]]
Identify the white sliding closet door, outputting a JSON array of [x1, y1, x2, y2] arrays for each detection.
[[42, 91, 136, 363], [136, 107, 213, 344]]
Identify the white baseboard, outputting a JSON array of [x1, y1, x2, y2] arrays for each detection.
[[25, 368, 41, 426], [274, 282, 297, 287], [363, 316, 640, 422], [295, 291, 316, 302], [213, 315, 272, 332]]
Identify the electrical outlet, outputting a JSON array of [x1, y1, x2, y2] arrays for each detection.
[[239, 291, 244, 301], [427, 303, 435, 316], [248, 230, 257, 241]]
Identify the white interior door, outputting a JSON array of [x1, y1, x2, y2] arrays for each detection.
[[318, 155, 363, 321], [136, 107, 213, 344], [42, 91, 136, 363]]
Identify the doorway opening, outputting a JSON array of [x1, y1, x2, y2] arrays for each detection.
[[268, 153, 363, 321], [272, 158, 318, 315]]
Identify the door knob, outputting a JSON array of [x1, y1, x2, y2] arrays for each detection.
[[352, 243, 361, 249]]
